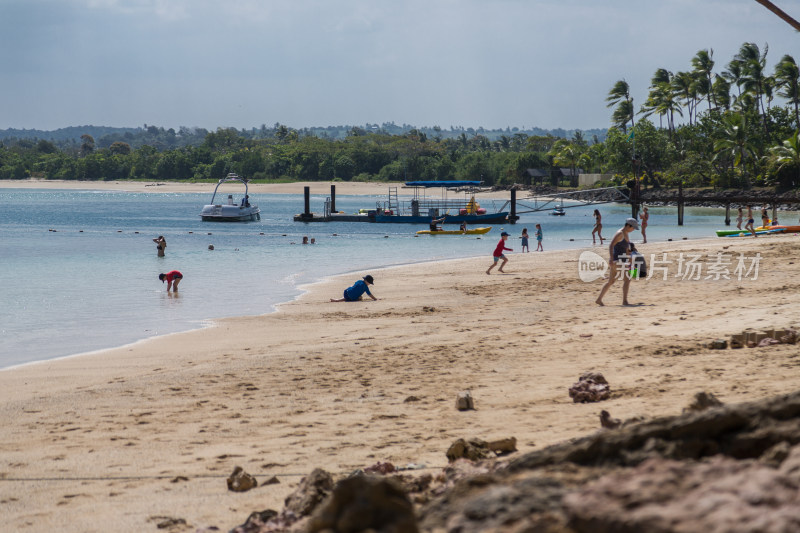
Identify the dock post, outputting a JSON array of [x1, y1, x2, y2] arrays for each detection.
[[677, 182, 684, 226], [304, 186, 311, 217], [330, 185, 336, 214], [724, 203, 731, 226], [510, 188, 517, 224], [772, 203, 777, 224]]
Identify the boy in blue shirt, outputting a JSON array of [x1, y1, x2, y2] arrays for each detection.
[[330, 275, 378, 302]]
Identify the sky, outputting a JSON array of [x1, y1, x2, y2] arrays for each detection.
[[1, 0, 798, 132]]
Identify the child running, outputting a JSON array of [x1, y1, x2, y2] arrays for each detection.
[[486, 232, 512, 274], [535, 224, 543, 251]]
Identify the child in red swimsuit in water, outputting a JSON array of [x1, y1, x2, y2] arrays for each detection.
[[158, 270, 183, 292]]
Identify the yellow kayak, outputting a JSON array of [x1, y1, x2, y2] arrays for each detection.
[[416, 226, 492, 235]]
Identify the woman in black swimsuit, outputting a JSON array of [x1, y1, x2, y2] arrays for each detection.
[[596, 218, 639, 306]]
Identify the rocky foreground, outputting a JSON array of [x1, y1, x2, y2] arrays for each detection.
[[211, 388, 800, 533]]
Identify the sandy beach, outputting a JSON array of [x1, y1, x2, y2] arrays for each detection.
[[0, 178, 516, 200], [0, 178, 398, 196], [2, 181, 800, 532]]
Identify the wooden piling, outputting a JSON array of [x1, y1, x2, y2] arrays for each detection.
[[304, 186, 311, 216], [510, 188, 517, 224], [330, 185, 336, 214], [724, 203, 731, 226], [677, 182, 684, 226]]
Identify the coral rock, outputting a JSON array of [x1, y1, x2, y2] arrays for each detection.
[[227, 466, 257, 492], [569, 372, 610, 403], [446, 438, 492, 462], [307, 475, 419, 533], [455, 391, 475, 411], [284, 468, 333, 517]]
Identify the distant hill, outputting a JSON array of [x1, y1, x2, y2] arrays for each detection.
[[0, 123, 608, 150], [0, 126, 140, 143]]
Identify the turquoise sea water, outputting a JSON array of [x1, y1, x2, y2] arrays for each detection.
[[0, 186, 779, 370]]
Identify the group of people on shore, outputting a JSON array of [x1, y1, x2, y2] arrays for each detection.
[[485, 208, 649, 306], [736, 205, 777, 237]]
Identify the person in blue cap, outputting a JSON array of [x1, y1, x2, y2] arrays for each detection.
[[330, 275, 378, 302]]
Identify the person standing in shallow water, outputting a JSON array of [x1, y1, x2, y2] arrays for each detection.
[[153, 236, 166, 257], [595, 218, 639, 306], [592, 209, 604, 245], [639, 206, 649, 244]]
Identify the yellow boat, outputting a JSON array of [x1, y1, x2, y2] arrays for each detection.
[[416, 226, 492, 235]]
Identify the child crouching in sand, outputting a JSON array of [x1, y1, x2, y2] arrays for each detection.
[[330, 275, 378, 302], [486, 232, 512, 274]]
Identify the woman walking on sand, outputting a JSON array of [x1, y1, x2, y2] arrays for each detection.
[[596, 218, 639, 306], [639, 206, 649, 244], [592, 209, 604, 245]]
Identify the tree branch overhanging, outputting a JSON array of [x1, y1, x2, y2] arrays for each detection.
[[754, 0, 800, 32]]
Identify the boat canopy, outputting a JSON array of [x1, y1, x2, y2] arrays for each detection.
[[404, 180, 482, 188]]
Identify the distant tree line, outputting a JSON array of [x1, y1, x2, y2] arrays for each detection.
[[1, 43, 799, 189], [0, 123, 607, 151]]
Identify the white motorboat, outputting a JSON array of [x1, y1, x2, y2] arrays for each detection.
[[199, 173, 261, 222]]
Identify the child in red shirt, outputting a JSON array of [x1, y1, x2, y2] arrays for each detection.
[[158, 270, 183, 292], [486, 232, 512, 274]]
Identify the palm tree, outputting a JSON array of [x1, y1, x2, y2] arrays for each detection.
[[671, 71, 697, 125], [691, 49, 716, 110], [763, 75, 776, 113], [774, 54, 800, 130], [736, 42, 770, 131], [548, 140, 582, 187], [712, 74, 732, 111], [606, 80, 635, 133], [713, 112, 757, 188], [722, 58, 745, 105], [770, 130, 800, 187], [641, 69, 675, 131]]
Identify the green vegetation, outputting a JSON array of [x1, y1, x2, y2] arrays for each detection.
[[1, 43, 798, 190]]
